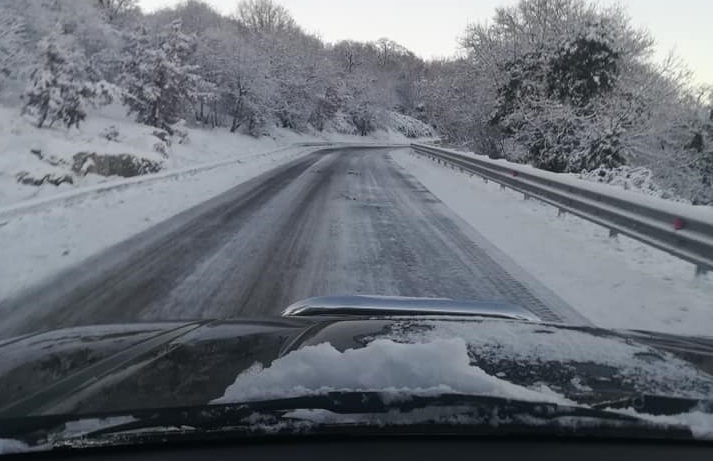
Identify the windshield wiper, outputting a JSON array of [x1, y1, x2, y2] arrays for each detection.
[[591, 394, 712, 415], [1, 392, 698, 449]]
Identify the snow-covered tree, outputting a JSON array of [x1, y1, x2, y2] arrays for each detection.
[[1, 0, 129, 90], [236, 0, 297, 34], [0, 8, 27, 88], [488, 19, 627, 171], [147, 0, 224, 35], [255, 29, 331, 130], [120, 20, 211, 131], [196, 26, 273, 133], [332, 41, 366, 74], [97, 0, 139, 23], [416, 59, 499, 154], [22, 37, 112, 128], [447, 0, 657, 172]]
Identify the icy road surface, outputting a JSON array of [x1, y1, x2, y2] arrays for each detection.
[[0, 147, 588, 338]]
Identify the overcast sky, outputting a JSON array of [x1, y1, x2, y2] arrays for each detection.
[[137, 0, 713, 85]]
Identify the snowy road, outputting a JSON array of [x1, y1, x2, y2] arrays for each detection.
[[0, 147, 588, 338]]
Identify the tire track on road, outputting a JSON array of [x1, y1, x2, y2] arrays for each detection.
[[0, 147, 588, 339]]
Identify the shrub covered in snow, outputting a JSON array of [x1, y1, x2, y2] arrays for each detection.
[[578, 165, 685, 202], [350, 103, 377, 136], [22, 38, 113, 129], [490, 21, 626, 173], [72, 152, 162, 177], [120, 20, 208, 132], [382, 111, 435, 139]]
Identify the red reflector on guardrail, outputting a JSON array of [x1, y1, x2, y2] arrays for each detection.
[[512, 171, 519, 177], [673, 218, 686, 230]]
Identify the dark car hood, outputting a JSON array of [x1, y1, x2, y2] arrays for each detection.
[[1, 316, 712, 417]]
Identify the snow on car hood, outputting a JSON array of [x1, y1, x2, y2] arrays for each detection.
[[2, 317, 712, 427], [214, 318, 713, 405], [344, 318, 713, 399], [213, 337, 568, 404], [214, 319, 713, 439]]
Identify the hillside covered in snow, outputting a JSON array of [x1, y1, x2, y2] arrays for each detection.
[[0, 0, 434, 206], [0, 0, 709, 206]]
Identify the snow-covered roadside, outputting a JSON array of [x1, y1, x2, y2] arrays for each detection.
[[0, 98, 423, 305], [391, 150, 713, 336], [419, 144, 713, 221], [0, 145, 320, 301], [0, 103, 415, 208]]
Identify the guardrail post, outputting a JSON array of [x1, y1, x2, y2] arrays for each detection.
[[557, 208, 566, 217], [524, 193, 531, 201], [695, 265, 709, 278], [499, 184, 506, 190], [609, 229, 619, 239], [483, 177, 488, 184]]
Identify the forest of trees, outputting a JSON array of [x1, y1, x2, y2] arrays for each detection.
[[0, 0, 431, 138], [0, 0, 710, 203], [416, 0, 713, 203]]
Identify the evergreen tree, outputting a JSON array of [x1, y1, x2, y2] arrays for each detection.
[[120, 20, 210, 132], [22, 37, 112, 129]]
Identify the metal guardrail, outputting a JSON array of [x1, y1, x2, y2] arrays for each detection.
[[411, 143, 713, 275]]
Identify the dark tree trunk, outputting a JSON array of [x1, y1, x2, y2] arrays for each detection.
[[230, 97, 244, 133]]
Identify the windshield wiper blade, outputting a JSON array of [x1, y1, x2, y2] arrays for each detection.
[[73, 394, 697, 438], [2, 392, 697, 448], [591, 394, 713, 415]]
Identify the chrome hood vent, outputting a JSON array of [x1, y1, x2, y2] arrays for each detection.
[[282, 295, 541, 322]]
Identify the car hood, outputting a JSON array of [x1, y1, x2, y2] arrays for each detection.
[[1, 316, 712, 417]]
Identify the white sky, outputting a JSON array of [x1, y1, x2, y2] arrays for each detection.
[[137, 0, 713, 85]]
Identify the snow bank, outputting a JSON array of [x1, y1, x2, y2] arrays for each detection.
[[213, 338, 566, 404], [392, 150, 713, 336], [0, 145, 295, 220], [425, 144, 713, 222], [0, 103, 414, 208], [0, 104, 168, 206]]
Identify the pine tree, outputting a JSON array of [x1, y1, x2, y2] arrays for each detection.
[[22, 37, 112, 129], [120, 20, 210, 132]]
